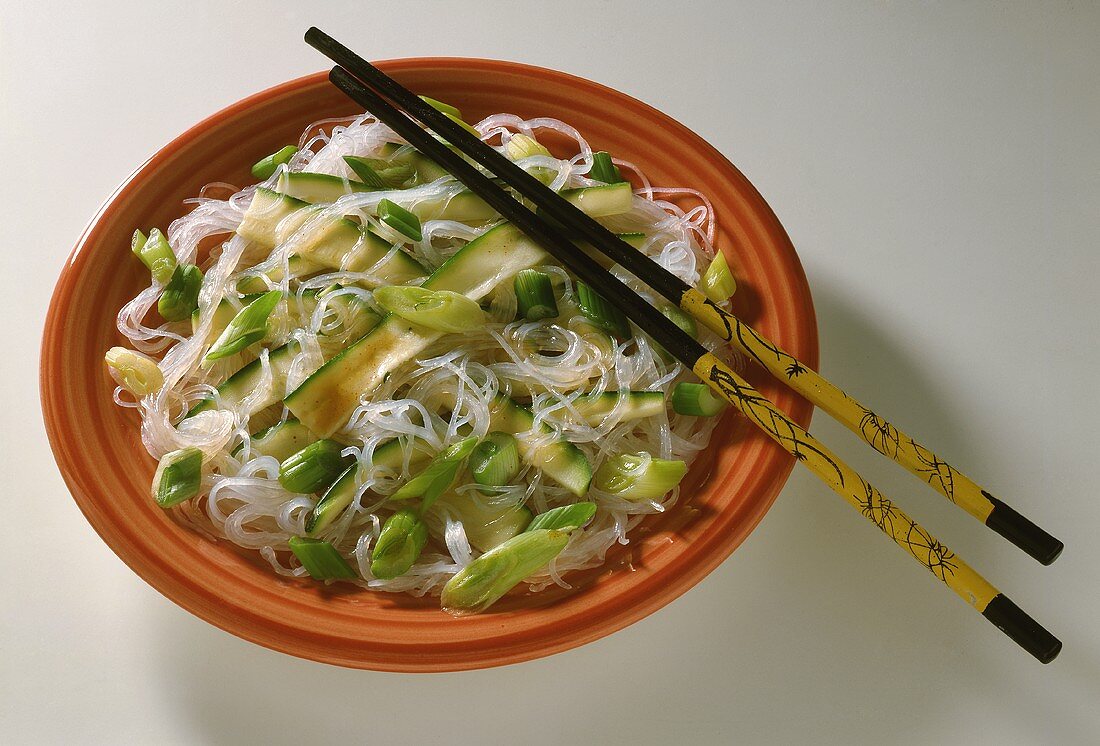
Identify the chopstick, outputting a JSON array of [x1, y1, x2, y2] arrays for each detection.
[[304, 37, 1059, 662], [319, 65, 1060, 664], [305, 28, 1062, 567]]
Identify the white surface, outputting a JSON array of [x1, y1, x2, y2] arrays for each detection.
[[3, 2, 1098, 743]]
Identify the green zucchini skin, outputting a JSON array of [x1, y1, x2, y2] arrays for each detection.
[[285, 223, 548, 438]]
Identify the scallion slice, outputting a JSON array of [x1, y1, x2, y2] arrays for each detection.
[[701, 252, 737, 302], [251, 145, 297, 180], [153, 447, 203, 508], [391, 436, 479, 509], [443, 112, 481, 138], [157, 264, 202, 322], [525, 502, 597, 533], [469, 432, 521, 490], [419, 95, 463, 119], [341, 155, 387, 187], [442, 529, 570, 614], [105, 347, 163, 396], [575, 281, 631, 339], [590, 151, 625, 184], [514, 269, 559, 321], [132, 228, 177, 284], [279, 440, 355, 494], [661, 305, 698, 339], [203, 290, 283, 365], [505, 133, 551, 161], [594, 452, 688, 500], [671, 382, 728, 417], [377, 198, 423, 241], [373, 285, 486, 332], [653, 305, 699, 361], [370, 509, 429, 579], [288, 537, 358, 580]]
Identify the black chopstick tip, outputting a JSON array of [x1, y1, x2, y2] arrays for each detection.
[[983, 493, 1064, 565], [982, 594, 1061, 664]]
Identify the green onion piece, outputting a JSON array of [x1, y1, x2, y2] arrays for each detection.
[[203, 290, 283, 365], [373, 285, 486, 333], [525, 502, 597, 533], [370, 509, 429, 579], [590, 151, 624, 184], [391, 436, 479, 509], [419, 95, 463, 119], [593, 452, 688, 500], [157, 264, 203, 322], [342, 156, 387, 188], [661, 305, 698, 338], [371, 160, 415, 186], [469, 432, 521, 490], [441, 529, 570, 615], [288, 536, 358, 580], [279, 439, 355, 494], [701, 252, 737, 302], [505, 133, 551, 161], [153, 447, 203, 508], [671, 382, 728, 417], [443, 112, 481, 139], [575, 281, 631, 339], [653, 305, 699, 361], [132, 228, 177, 284], [251, 145, 298, 180], [105, 346, 163, 396], [377, 198, 423, 241], [514, 269, 559, 321]]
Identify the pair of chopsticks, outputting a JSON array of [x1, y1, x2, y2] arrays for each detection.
[[305, 28, 1062, 662]]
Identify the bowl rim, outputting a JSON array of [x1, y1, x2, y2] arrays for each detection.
[[41, 58, 817, 671]]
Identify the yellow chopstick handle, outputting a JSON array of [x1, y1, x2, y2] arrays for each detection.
[[692, 351, 1000, 611], [680, 289, 997, 517], [680, 289, 1068, 566]]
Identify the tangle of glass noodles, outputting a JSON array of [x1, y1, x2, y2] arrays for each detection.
[[114, 110, 743, 597]]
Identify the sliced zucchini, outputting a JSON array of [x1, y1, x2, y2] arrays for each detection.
[[278, 167, 490, 222], [487, 394, 592, 496], [273, 206, 426, 282], [559, 182, 633, 217], [305, 464, 358, 536], [234, 418, 314, 461], [237, 188, 308, 246], [185, 342, 298, 420], [306, 442, 433, 536], [569, 390, 665, 426], [191, 298, 240, 342], [236, 256, 327, 294], [285, 223, 548, 437], [276, 171, 379, 203], [238, 187, 427, 284], [431, 492, 533, 552]]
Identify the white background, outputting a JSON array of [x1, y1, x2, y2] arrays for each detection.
[[3, 2, 1098, 744]]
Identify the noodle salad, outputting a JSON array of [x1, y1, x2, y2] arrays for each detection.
[[105, 98, 739, 614]]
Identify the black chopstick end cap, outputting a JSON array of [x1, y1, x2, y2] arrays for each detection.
[[982, 594, 1061, 664], [984, 493, 1064, 565]]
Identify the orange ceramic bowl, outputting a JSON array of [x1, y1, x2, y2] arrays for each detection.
[[41, 59, 816, 671]]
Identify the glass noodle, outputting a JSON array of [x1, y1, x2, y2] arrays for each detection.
[[113, 110, 741, 597]]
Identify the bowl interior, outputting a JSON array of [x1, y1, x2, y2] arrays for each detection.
[[41, 60, 817, 671]]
